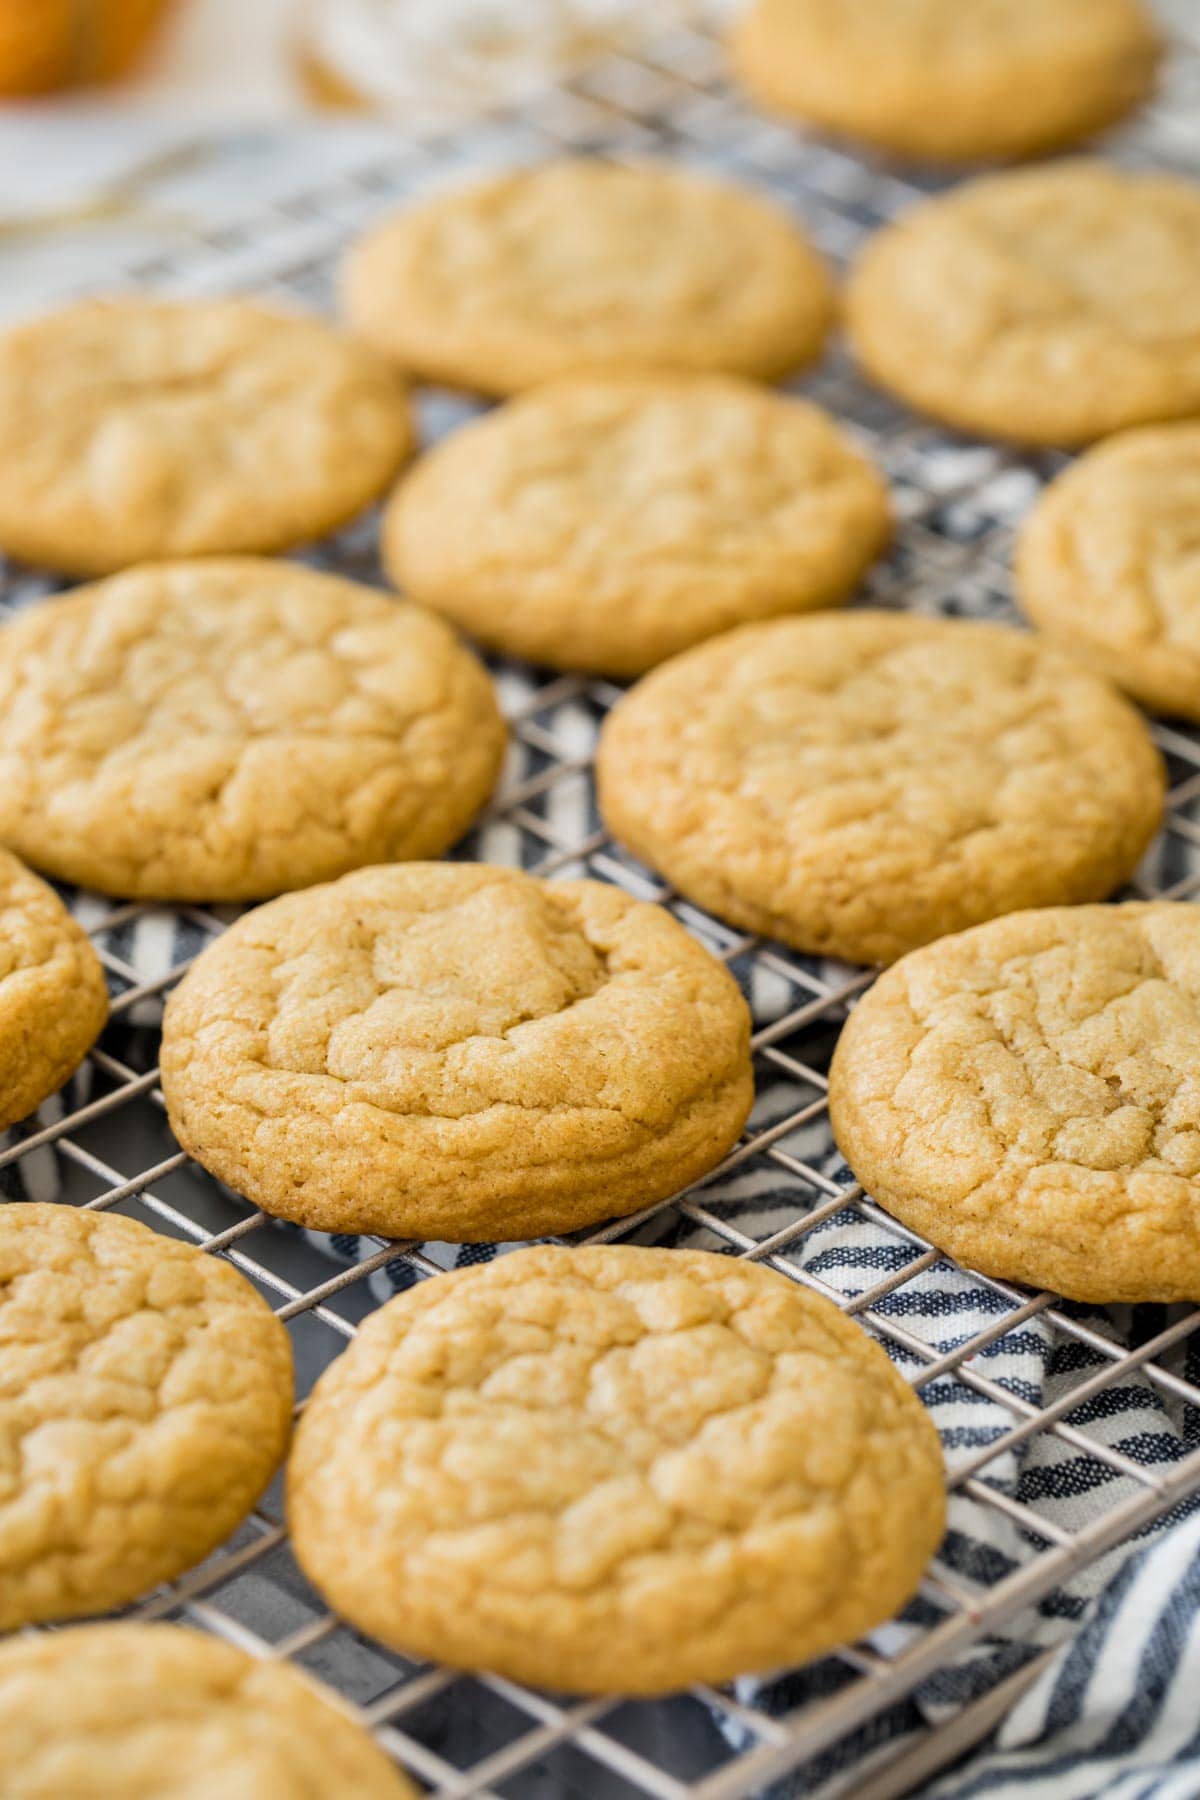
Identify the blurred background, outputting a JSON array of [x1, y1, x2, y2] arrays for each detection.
[[3, 0, 1197, 245], [0, 0, 726, 119], [0, 0, 742, 269]]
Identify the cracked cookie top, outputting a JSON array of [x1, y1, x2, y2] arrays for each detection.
[[829, 903, 1200, 1304], [384, 373, 890, 677], [0, 297, 414, 576], [0, 1623, 414, 1798], [287, 1244, 945, 1693], [596, 611, 1164, 966], [342, 160, 833, 396], [160, 863, 753, 1241], [0, 1205, 293, 1629], [1016, 422, 1200, 721], [731, 0, 1160, 164], [846, 161, 1200, 447], [0, 848, 107, 1129], [0, 559, 505, 901]]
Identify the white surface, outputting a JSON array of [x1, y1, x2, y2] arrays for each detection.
[[0, 0, 705, 215], [102, 0, 703, 116], [121, 0, 301, 114], [0, 0, 304, 215], [302, 0, 695, 109]]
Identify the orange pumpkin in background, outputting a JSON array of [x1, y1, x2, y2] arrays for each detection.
[[0, 0, 175, 95]]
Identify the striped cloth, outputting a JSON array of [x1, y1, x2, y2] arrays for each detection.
[[928, 1511, 1200, 1798], [717, 1229, 1200, 1796]]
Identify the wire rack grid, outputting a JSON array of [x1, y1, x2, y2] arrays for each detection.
[[5, 11, 1200, 1800]]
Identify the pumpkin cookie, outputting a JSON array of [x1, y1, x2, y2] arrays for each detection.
[[385, 373, 890, 677], [0, 849, 107, 1128], [1016, 423, 1200, 721], [830, 903, 1200, 1304], [596, 611, 1164, 966], [846, 162, 1200, 447], [0, 559, 504, 901], [0, 1623, 414, 1797], [342, 160, 833, 395], [0, 297, 413, 576], [0, 1205, 293, 1628], [160, 863, 753, 1241], [288, 1244, 945, 1693], [730, 0, 1160, 164]]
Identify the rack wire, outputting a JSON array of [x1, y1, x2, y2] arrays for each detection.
[[4, 8, 1200, 1797]]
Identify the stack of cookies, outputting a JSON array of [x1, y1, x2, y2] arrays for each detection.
[[3, 0, 1200, 1781]]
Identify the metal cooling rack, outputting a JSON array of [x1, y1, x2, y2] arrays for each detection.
[[5, 9, 1200, 1798]]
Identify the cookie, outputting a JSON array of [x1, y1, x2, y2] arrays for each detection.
[[0, 849, 107, 1128], [0, 559, 505, 901], [0, 1204, 293, 1628], [846, 162, 1200, 448], [160, 863, 753, 1241], [595, 611, 1164, 967], [730, 0, 1160, 164], [0, 297, 413, 576], [1016, 424, 1200, 721], [342, 160, 833, 396], [0, 1623, 414, 1797], [384, 373, 891, 677], [829, 903, 1200, 1304], [288, 1244, 945, 1693]]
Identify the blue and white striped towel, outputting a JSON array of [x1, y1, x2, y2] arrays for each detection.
[[930, 1510, 1200, 1798]]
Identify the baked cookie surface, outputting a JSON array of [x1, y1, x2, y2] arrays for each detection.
[[830, 903, 1200, 1304], [0, 849, 107, 1128], [0, 1205, 293, 1628], [342, 160, 833, 395], [287, 1244, 945, 1693], [385, 373, 890, 676], [0, 559, 505, 901], [846, 162, 1200, 447], [0, 298, 414, 576], [596, 611, 1164, 966], [0, 1623, 413, 1798], [730, 0, 1160, 164], [1016, 424, 1200, 721], [160, 863, 753, 1241]]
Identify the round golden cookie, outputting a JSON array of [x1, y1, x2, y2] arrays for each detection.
[[160, 863, 753, 1241], [596, 611, 1164, 967], [384, 373, 891, 677], [730, 0, 1160, 165], [830, 903, 1200, 1305], [1016, 424, 1200, 722], [0, 298, 413, 577], [0, 1623, 414, 1798], [0, 849, 107, 1129], [0, 559, 505, 902], [846, 162, 1200, 448], [288, 1244, 945, 1693], [0, 1204, 293, 1629], [342, 160, 834, 396]]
